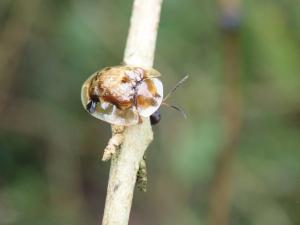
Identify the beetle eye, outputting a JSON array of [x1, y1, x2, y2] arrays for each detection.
[[86, 100, 97, 113], [150, 109, 161, 125]]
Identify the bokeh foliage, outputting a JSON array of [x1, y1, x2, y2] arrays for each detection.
[[0, 0, 299, 225]]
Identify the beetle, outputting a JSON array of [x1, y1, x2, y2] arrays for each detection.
[[81, 66, 187, 126], [81, 66, 163, 126]]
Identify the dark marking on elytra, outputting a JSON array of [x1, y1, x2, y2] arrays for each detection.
[[144, 79, 157, 95], [154, 93, 161, 98], [102, 93, 132, 110], [121, 75, 130, 83]]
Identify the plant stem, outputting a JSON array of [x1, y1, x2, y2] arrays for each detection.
[[101, 0, 163, 225]]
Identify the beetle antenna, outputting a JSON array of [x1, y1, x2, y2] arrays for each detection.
[[161, 102, 187, 119], [163, 75, 189, 102]]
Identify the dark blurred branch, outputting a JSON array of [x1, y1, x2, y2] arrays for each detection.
[[0, 0, 40, 113], [208, 1, 242, 225]]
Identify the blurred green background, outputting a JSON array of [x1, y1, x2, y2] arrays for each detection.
[[0, 0, 300, 225]]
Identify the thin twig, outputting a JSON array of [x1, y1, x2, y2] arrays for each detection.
[[101, 0, 163, 225]]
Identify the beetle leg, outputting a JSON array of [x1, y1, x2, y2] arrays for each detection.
[[86, 100, 97, 113]]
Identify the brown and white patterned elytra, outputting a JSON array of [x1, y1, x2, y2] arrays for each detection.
[[81, 66, 163, 125]]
